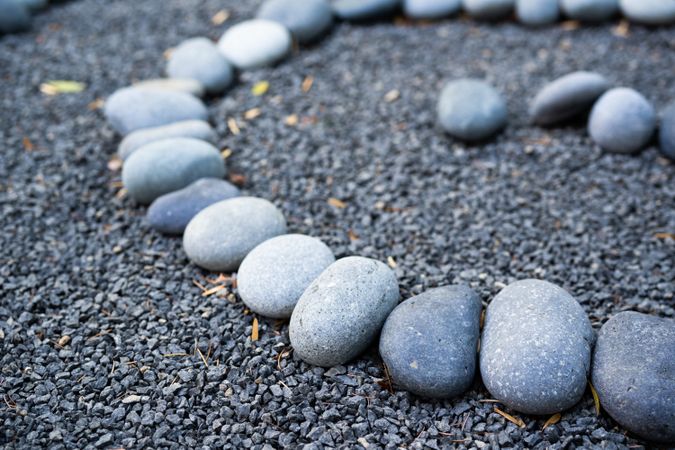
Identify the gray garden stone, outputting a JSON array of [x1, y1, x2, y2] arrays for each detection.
[[560, 0, 618, 22], [17, 0, 46, 12], [0, 0, 31, 33], [619, 0, 675, 25], [332, 0, 400, 21], [167, 38, 235, 94], [659, 101, 675, 161], [118, 120, 217, 161], [257, 0, 333, 43], [217, 19, 292, 70], [516, 0, 559, 26], [133, 78, 205, 97], [480, 279, 594, 415], [289, 256, 399, 367], [462, 0, 514, 20], [403, 0, 461, 19]]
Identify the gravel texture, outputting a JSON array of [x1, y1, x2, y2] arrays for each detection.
[[0, 0, 673, 448]]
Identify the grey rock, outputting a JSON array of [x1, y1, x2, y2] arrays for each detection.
[[0, 0, 31, 33], [183, 197, 287, 272], [122, 138, 225, 204], [592, 312, 675, 444], [118, 120, 217, 161], [588, 87, 656, 154], [560, 0, 618, 22], [530, 71, 610, 125], [379, 286, 482, 399], [462, 0, 514, 20], [332, 0, 400, 21], [133, 78, 205, 97], [104, 86, 208, 135], [437, 78, 507, 141], [146, 178, 240, 235], [480, 279, 594, 415], [257, 0, 333, 43], [619, 0, 675, 25], [403, 0, 461, 19], [217, 19, 292, 70], [659, 101, 675, 161], [237, 234, 335, 318], [167, 37, 235, 94], [17, 0, 46, 12], [289, 256, 399, 367], [516, 0, 559, 26]]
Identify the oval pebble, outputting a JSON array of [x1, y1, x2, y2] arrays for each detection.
[[530, 71, 610, 125], [167, 37, 235, 94], [217, 19, 292, 70], [619, 0, 675, 25], [403, 0, 462, 19], [516, 0, 559, 26], [122, 138, 225, 204], [183, 197, 287, 272], [133, 78, 205, 97], [588, 87, 656, 154], [462, 0, 514, 20], [659, 102, 675, 161], [289, 256, 399, 367], [332, 0, 400, 21], [379, 286, 482, 399], [237, 234, 335, 319], [257, 0, 333, 43], [437, 79, 507, 141], [118, 120, 217, 161], [592, 312, 675, 444], [560, 0, 618, 22], [146, 178, 240, 235], [480, 279, 594, 415]]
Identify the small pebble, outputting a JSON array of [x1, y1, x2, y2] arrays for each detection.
[[118, 120, 217, 161], [516, 0, 559, 26], [619, 0, 675, 25], [218, 19, 292, 70], [659, 101, 675, 161], [403, 0, 462, 19], [560, 0, 618, 22], [257, 0, 333, 43], [133, 78, 205, 97], [462, 0, 514, 20], [332, 0, 401, 21], [0, 0, 31, 33], [167, 37, 235, 94]]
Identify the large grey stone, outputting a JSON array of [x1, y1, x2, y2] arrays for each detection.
[[183, 197, 287, 272], [0, 0, 31, 33], [480, 279, 594, 415], [379, 286, 482, 399], [462, 0, 514, 20], [17, 0, 46, 12], [403, 0, 461, 19], [118, 120, 217, 161], [167, 38, 235, 94], [257, 0, 333, 43], [592, 312, 675, 444], [516, 0, 559, 26], [133, 78, 205, 98], [289, 256, 399, 367], [237, 234, 335, 319], [217, 20, 292, 70], [560, 0, 618, 22], [659, 101, 675, 161], [619, 0, 675, 25], [332, 0, 400, 21]]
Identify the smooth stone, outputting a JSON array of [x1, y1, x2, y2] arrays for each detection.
[[118, 120, 217, 161], [619, 0, 675, 25], [403, 0, 461, 18], [480, 279, 594, 415], [462, 0, 514, 20], [659, 102, 675, 161], [437, 79, 507, 141], [530, 71, 610, 125], [588, 88, 656, 154], [17, 0, 46, 11], [379, 286, 482, 399], [560, 0, 618, 22], [217, 20, 292, 70], [122, 138, 225, 204], [237, 234, 335, 319], [592, 312, 675, 444], [516, 0, 559, 26], [0, 0, 31, 33], [332, 0, 400, 21], [183, 197, 287, 272], [104, 86, 208, 135], [167, 38, 235, 94], [257, 0, 333, 43], [133, 78, 205, 98], [289, 256, 399, 367], [146, 178, 240, 235]]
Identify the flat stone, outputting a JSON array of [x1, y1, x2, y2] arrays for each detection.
[[332, 0, 400, 21], [122, 138, 225, 204], [516, 0, 559, 26], [560, 0, 618, 22], [237, 234, 335, 318], [403, 0, 461, 19], [588, 87, 656, 154], [0, 0, 31, 33], [146, 178, 240, 235], [257, 0, 333, 43], [480, 279, 594, 415], [462, 0, 514, 20], [183, 197, 287, 272], [217, 19, 292, 70], [437, 78, 507, 141], [118, 120, 217, 161], [659, 102, 675, 161], [530, 71, 610, 125], [619, 0, 675, 25], [167, 37, 235, 94], [592, 312, 675, 444], [104, 86, 208, 135], [289, 256, 399, 367], [379, 286, 482, 399], [133, 78, 205, 97]]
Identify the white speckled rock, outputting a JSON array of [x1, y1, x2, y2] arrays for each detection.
[[118, 120, 217, 161], [560, 0, 618, 22], [480, 279, 594, 415], [217, 19, 292, 70], [290, 256, 400, 367], [516, 0, 559, 26], [462, 0, 514, 20], [183, 197, 287, 272], [404, 0, 461, 19], [133, 78, 205, 97], [619, 0, 675, 25], [237, 234, 335, 319], [257, 0, 333, 43], [167, 38, 235, 94]]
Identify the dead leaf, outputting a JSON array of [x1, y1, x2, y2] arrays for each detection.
[[88, 98, 104, 110], [387, 256, 397, 269], [384, 89, 400, 103], [211, 9, 230, 25], [40, 80, 86, 95], [494, 407, 526, 428], [163, 47, 174, 60], [348, 229, 359, 241], [613, 19, 630, 38], [22, 137, 34, 151], [328, 197, 346, 209], [57, 335, 70, 346], [589, 382, 601, 415], [227, 118, 240, 135], [107, 157, 122, 172], [251, 317, 259, 341], [229, 173, 246, 186], [285, 114, 298, 126], [542, 413, 561, 430], [244, 108, 261, 120], [654, 232, 675, 240], [221, 148, 232, 159], [202, 285, 226, 297], [561, 20, 580, 31], [251, 80, 269, 96], [302, 75, 314, 93]]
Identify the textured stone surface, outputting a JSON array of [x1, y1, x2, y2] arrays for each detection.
[[290, 257, 399, 367], [133, 78, 205, 97], [332, 0, 400, 21], [560, 0, 618, 21], [379, 286, 482, 399], [480, 279, 594, 415], [167, 37, 235, 94], [462, 0, 514, 20], [403, 0, 461, 19], [592, 312, 675, 444], [516, 0, 559, 26], [118, 120, 217, 161], [257, 0, 333, 43], [619, 0, 675, 25], [217, 19, 292, 70], [659, 101, 675, 161], [0, 0, 31, 33]]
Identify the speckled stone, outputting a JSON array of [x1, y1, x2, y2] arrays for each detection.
[[290, 257, 399, 367], [592, 312, 675, 444], [133, 78, 205, 97], [332, 0, 400, 21], [462, 0, 514, 20], [118, 120, 217, 161], [619, 0, 675, 25], [560, 0, 618, 22], [530, 71, 610, 125], [167, 37, 235, 94], [257, 0, 333, 43], [659, 101, 675, 161], [183, 197, 287, 272], [403, 0, 461, 19], [217, 19, 292, 70], [146, 178, 240, 235], [379, 286, 482, 399], [122, 138, 225, 204], [480, 279, 594, 415], [237, 234, 335, 319], [0, 0, 31, 33], [588, 87, 656, 154], [516, 0, 559, 26]]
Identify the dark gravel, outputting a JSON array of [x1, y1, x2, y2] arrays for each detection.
[[1, 1, 673, 448]]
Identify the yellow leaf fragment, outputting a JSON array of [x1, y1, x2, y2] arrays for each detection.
[[107, 157, 122, 172], [494, 407, 526, 428], [302, 75, 314, 93], [384, 89, 400, 103], [211, 9, 230, 25], [201, 285, 226, 297], [589, 382, 601, 416], [654, 232, 675, 240], [40, 80, 86, 95], [542, 413, 561, 430], [387, 256, 397, 269], [285, 114, 298, 126], [328, 197, 346, 209], [221, 148, 233, 159], [227, 118, 240, 135], [57, 335, 71, 347], [244, 108, 261, 120], [251, 80, 269, 96], [251, 318, 259, 341], [88, 98, 105, 110], [613, 19, 630, 38], [561, 20, 580, 31]]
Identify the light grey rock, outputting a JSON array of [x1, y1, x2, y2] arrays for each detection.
[[133, 78, 205, 97], [0, 0, 31, 33], [237, 234, 335, 319], [379, 286, 482, 399], [462, 0, 514, 20], [332, 0, 400, 21], [619, 0, 675, 25], [560, 0, 618, 22], [289, 256, 399, 367], [592, 312, 675, 444], [588, 87, 656, 154], [403, 0, 461, 19], [122, 138, 225, 204], [183, 197, 287, 272], [659, 102, 675, 161], [480, 279, 594, 415], [257, 0, 333, 43], [104, 86, 208, 135], [167, 37, 235, 94], [217, 19, 292, 70], [118, 120, 217, 161], [516, 0, 559, 26]]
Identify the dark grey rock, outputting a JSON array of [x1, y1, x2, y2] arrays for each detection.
[[237, 234, 335, 319], [167, 37, 235, 94], [619, 0, 675, 25], [560, 0, 618, 21], [403, 0, 461, 19], [0, 0, 31, 33], [379, 286, 482, 399], [516, 0, 559, 26], [592, 312, 675, 444], [462, 0, 514, 20], [257, 0, 333, 43], [289, 257, 399, 367], [133, 78, 205, 97], [17, 0, 46, 12], [118, 120, 217, 160], [659, 101, 675, 161], [217, 19, 292, 70], [480, 279, 594, 415], [332, 0, 400, 21], [146, 178, 240, 235]]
